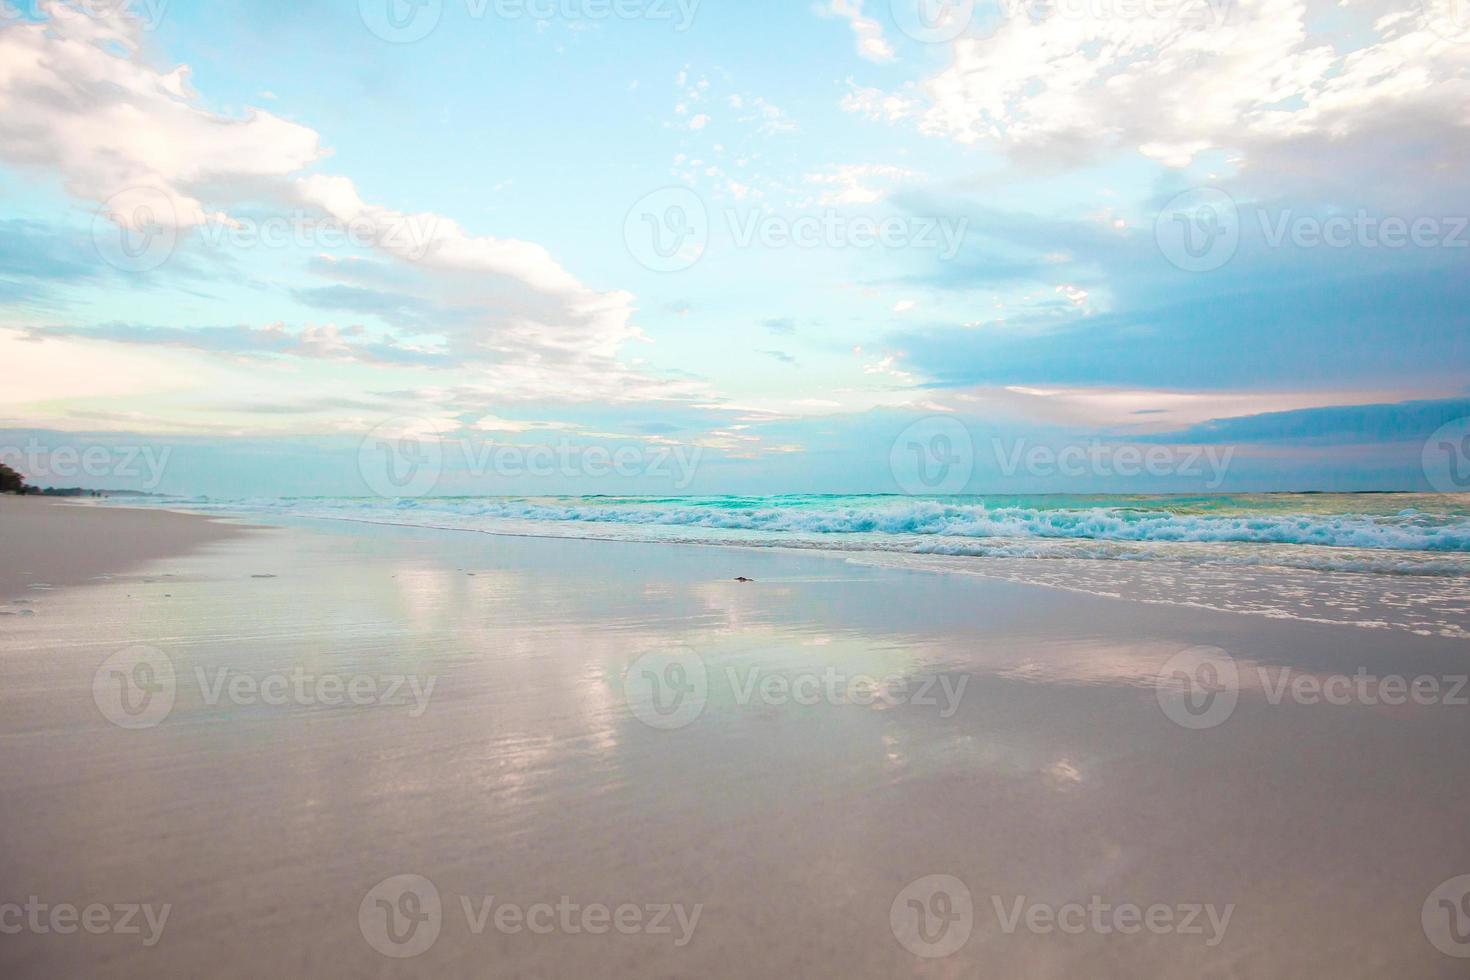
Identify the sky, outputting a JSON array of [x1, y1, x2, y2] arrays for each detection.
[[0, 0, 1467, 496]]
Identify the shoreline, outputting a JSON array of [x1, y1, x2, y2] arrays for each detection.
[[106, 501, 1470, 639]]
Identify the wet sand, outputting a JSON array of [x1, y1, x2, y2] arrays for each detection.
[[1, 511, 1468, 977]]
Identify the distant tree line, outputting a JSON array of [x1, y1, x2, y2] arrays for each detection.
[[0, 463, 147, 496], [0, 462, 31, 494]]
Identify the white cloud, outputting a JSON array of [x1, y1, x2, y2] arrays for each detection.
[[805, 163, 919, 205], [0, 3, 320, 229], [823, 0, 896, 63], [1, 3, 697, 409], [858, 0, 1470, 185], [840, 79, 918, 122]]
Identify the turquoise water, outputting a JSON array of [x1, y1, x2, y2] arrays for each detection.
[[141, 492, 1470, 574]]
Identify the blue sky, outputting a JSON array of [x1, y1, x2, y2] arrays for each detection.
[[0, 0, 1467, 495]]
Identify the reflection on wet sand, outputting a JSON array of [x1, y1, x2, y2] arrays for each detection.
[[2, 517, 1468, 978]]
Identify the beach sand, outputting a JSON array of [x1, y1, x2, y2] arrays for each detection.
[[2, 504, 1468, 977], [0, 497, 243, 600]]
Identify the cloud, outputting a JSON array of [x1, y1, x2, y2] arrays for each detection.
[[0, 3, 699, 408], [1151, 397, 1470, 446], [823, 0, 896, 63], [0, 3, 320, 230], [27, 321, 449, 366], [805, 163, 919, 206], [853, 0, 1470, 192], [762, 317, 797, 335], [760, 349, 799, 365]]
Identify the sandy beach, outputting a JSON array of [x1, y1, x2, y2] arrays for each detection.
[[0, 498, 244, 600], [0, 501, 1467, 977]]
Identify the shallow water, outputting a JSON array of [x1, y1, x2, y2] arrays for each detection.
[[112, 493, 1470, 637]]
